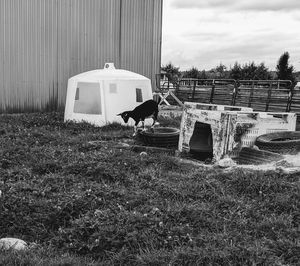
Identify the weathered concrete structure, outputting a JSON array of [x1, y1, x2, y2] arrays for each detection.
[[179, 102, 297, 161]]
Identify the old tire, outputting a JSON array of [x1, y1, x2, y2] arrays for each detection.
[[238, 147, 284, 165], [138, 127, 180, 148], [255, 131, 300, 155]]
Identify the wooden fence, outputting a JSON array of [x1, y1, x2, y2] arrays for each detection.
[[157, 78, 300, 125]]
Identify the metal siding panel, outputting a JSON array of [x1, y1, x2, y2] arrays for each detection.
[[0, 0, 162, 113], [152, 0, 163, 90], [0, 0, 58, 112], [0, 1, 6, 111], [56, 0, 122, 109], [120, 0, 162, 89]]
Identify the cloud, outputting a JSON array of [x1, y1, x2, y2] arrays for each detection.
[[162, 30, 300, 71], [291, 11, 300, 20], [171, 0, 300, 12], [162, 0, 300, 71], [182, 31, 228, 41]]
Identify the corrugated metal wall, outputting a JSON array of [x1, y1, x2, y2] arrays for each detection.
[[0, 0, 162, 113]]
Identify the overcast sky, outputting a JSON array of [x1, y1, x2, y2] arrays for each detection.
[[161, 0, 300, 71]]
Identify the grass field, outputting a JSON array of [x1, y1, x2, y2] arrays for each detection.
[[0, 112, 299, 265]]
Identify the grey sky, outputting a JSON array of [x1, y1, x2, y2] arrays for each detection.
[[162, 0, 300, 71]]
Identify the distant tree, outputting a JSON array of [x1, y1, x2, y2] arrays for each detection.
[[242, 62, 271, 80], [276, 52, 295, 84], [294, 71, 300, 82], [255, 63, 272, 80], [241, 62, 257, 80], [183, 67, 201, 79], [161, 63, 181, 83], [211, 63, 228, 79], [229, 62, 242, 80], [229, 61, 271, 80], [199, 70, 207, 79]]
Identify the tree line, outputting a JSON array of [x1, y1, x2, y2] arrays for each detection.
[[162, 52, 298, 85]]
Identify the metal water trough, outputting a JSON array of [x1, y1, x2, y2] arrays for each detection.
[[178, 102, 297, 161]]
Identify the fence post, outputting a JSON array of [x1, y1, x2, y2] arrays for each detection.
[[265, 81, 272, 112], [191, 80, 196, 101], [248, 81, 254, 107], [209, 80, 215, 103], [286, 82, 293, 112], [231, 80, 237, 106]]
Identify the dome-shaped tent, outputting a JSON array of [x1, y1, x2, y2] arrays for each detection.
[[64, 63, 153, 126]]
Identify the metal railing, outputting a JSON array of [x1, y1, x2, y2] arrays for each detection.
[[155, 76, 297, 113]]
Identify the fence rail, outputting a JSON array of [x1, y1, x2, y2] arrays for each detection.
[[156, 78, 298, 112], [156, 78, 300, 126]]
